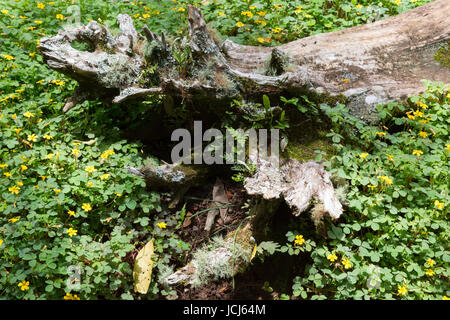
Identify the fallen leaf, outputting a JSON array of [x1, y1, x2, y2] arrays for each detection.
[[250, 243, 258, 262], [182, 212, 193, 228], [133, 239, 154, 294]]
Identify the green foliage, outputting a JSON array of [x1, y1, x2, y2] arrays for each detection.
[[283, 81, 449, 300]]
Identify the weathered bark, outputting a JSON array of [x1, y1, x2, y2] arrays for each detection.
[[164, 157, 343, 286], [38, 1, 449, 120]]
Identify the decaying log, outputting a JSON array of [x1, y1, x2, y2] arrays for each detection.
[[164, 158, 343, 286], [38, 1, 449, 120]]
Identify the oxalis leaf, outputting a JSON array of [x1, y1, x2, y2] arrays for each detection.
[[133, 239, 154, 294]]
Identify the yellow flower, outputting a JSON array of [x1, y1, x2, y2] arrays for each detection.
[[413, 109, 423, 118], [254, 20, 267, 26], [394, 0, 402, 5], [67, 210, 76, 217], [241, 11, 253, 18], [37, 3, 45, 9], [66, 228, 78, 237], [100, 150, 115, 159], [425, 269, 435, 276], [368, 184, 376, 190], [9, 217, 19, 223], [1, 54, 14, 60], [327, 253, 337, 262], [157, 222, 167, 229], [16, 181, 23, 186], [46, 153, 54, 160], [397, 285, 408, 295], [100, 173, 110, 180], [72, 148, 80, 157], [272, 27, 282, 33], [412, 149, 423, 157], [359, 152, 368, 159], [434, 200, 444, 210], [82, 203, 92, 212], [376, 132, 386, 137], [0, 163, 8, 168], [34, 20, 43, 24], [64, 292, 80, 300], [1, 9, 8, 14], [294, 235, 305, 246], [43, 134, 53, 140], [426, 258, 435, 267], [386, 154, 394, 161], [218, 11, 225, 16], [39, 175, 47, 181], [0, 239, 3, 247], [9, 185, 20, 195], [142, 14, 150, 19], [18, 280, 30, 291], [54, 189, 62, 194], [342, 257, 352, 269], [115, 193, 122, 197], [356, 4, 363, 9], [257, 37, 265, 44], [446, 144, 450, 152], [4, 172, 12, 178], [29, 52, 36, 57], [23, 111, 34, 118], [257, 11, 266, 16], [27, 134, 37, 142], [418, 131, 428, 138], [443, 296, 450, 300], [295, 6, 303, 14], [236, 22, 244, 28], [84, 166, 96, 173], [56, 14, 64, 20], [87, 181, 94, 188]]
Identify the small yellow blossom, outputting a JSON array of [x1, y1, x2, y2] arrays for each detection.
[[425, 269, 435, 276], [0, 163, 8, 168], [29, 52, 36, 57], [368, 184, 376, 191], [27, 134, 37, 142], [386, 154, 394, 161], [100, 173, 110, 180], [67, 210, 76, 217], [100, 150, 115, 160], [20, 164, 28, 172], [82, 203, 92, 212], [257, 11, 266, 16], [434, 200, 444, 210], [412, 149, 423, 157], [23, 111, 34, 118], [43, 134, 53, 140], [294, 235, 305, 246], [87, 181, 94, 188], [359, 153, 368, 159], [0, 239, 3, 246], [56, 14, 64, 20], [342, 257, 352, 269], [376, 132, 386, 137], [66, 228, 77, 237], [54, 189, 62, 195], [9, 185, 20, 195], [34, 20, 43, 24], [426, 258, 435, 267], [84, 166, 96, 173], [37, 3, 45, 9], [157, 222, 167, 229], [218, 11, 225, 16], [9, 217, 19, 223], [418, 131, 428, 138], [18, 280, 30, 291], [72, 148, 80, 157], [397, 285, 408, 295], [443, 296, 450, 300], [115, 193, 123, 197], [236, 22, 244, 28], [327, 253, 337, 262], [64, 292, 80, 300], [1, 9, 8, 14], [257, 37, 265, 44], [4, 172, 12, 178]]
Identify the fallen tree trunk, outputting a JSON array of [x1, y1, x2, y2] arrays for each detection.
[[38, 1, 449, 120]]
